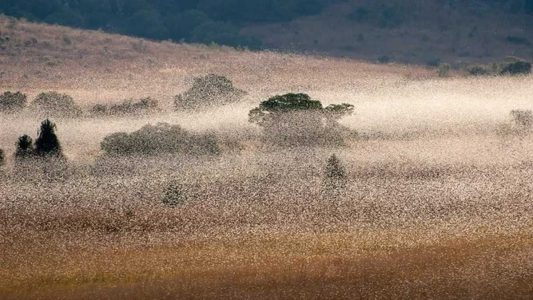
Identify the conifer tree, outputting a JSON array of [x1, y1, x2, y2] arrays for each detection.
[[34, 119, 63, 157], [15, 135, 34, 159], [323, 154, 348, 197]]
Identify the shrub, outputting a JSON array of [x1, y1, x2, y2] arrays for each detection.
[[35, 119, 63, 158], [90, 97, 159, 116], [467, 65, 490, 76], [0, 91, 27, 113], [101, 123, 220, 156], [249, 93, 355, 146], [499, 60, 531, 76], [162, 182, 189, 206], [174, 74, 246, 110], [325, 154, 347, 180], [323, 154, 348, 198], [31, 92, 82, 117], [15, 135, 34, 159], [438, 63, 451, 77], [0, 149, 4, 167], [377, 55, 391, 64], [511, 110, 533, 130]]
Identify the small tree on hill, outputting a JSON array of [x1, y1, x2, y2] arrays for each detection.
[[15, 135, 34, 159], [35, 119, 63, 158], [249, 93, 354, 146], [0, 91, 27, 113]]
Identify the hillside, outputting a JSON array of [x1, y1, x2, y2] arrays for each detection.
[[0, 15, 432, 108], [244, 0, 533, 65], [1, 0, 532, 65]]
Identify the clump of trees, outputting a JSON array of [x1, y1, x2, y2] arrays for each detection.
[[175, 74, 246, 110], [467, 58, 531, 76], [90, 97, 159, 116], [0, 91, 27, 113], [15, 119, 64, 160], [249, 93, 355, 146], [101, 123, 220, 156], [31, 92, 82, 117], [500, 60, 531, 75]]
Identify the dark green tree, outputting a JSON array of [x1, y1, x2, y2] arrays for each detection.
[[249, 93, 354, 146], [35, 119, 63, 157]]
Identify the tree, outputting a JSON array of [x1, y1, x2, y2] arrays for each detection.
[[34, 119, 63, 157], [323, 154, 348, 199], [15, 135, 34, 159], [249, 93, 354, 146], [174, 74, 246, 110], [31, 92, 82, 117], [0, 91, 27, 113], [101, 123, 220, 156], [0, 149, 4, 167], [500, 60, 531, 75]]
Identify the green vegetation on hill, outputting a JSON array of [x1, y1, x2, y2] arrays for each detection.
[[0, 0, 327, 49]]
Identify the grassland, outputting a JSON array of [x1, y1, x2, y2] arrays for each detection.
[[0, 17, 533, 299]]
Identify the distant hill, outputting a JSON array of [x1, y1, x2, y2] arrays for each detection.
[[0, 15, 432, 107], [1, 0, 532, 65]]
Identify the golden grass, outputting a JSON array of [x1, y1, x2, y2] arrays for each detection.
[[1, 230, 532, 299]]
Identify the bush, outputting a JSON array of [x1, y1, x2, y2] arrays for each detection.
[[101, 123, 220, 156], [31, 92, 82, 117], [511, 110, 533, 130], [90, 97, 159, 116], [162, 182, 189, 206], [0, 149, 4, 167], [499, 60, 531, 76], [438, 63, 451, 77], [498, 110, 533, 137], [249, 93, 355, 147], [15, 134, 34, 159], [0, 91, 27, 113], [467, 65, 490, 76], [174, 74, 246, 110]]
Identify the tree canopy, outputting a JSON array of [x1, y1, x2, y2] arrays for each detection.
[[249, 93, 354, 146]]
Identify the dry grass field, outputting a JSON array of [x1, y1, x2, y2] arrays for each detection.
[[1, 17, 533, 299]]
